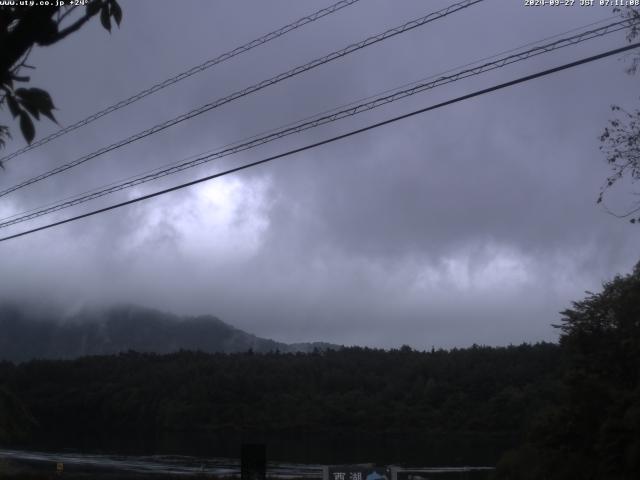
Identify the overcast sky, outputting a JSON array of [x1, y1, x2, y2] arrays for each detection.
[[0, 0, 638, 349]]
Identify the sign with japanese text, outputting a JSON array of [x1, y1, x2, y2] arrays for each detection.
[[325, 465, 390, 480]]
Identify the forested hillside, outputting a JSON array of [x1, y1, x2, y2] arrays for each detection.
[[0, 343, 562, 438], [0, 386, 36, 443], [0, 304, 336, 362]]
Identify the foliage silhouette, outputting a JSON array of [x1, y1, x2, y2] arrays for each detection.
[[598, 7, 640, 223], [0, 343, 563, 442], [0, 1, 122, 156], [495, 261, 640, 480]]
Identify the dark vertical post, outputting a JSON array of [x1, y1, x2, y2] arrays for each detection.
[[241, 443, 266, 480]]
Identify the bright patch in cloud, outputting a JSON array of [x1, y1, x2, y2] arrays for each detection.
[[413, 244, 531, 295], [127, 176, 271, 261]]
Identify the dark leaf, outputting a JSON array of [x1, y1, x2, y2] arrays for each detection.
[[29, 87, 55, 110], [110, 0, 122, 26], [20, 88, 55, 111], [19, 111, 35, 144], [100, 5, 111, 32], [6, 95, 21, 118], [19, 99, 40, 120], [15, 88, 57, 123], [86, 0, 102, 16], [40, 108, 57, 124]]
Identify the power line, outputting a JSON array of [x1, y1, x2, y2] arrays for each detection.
[[0, 0, 362, 165], [0, 17, 634, 229], [0, 13, 621, 213], [2, 41, 638, 244], [11, 14, 619, 226], [10, 13, 618, 226], [0, 0, 484, 199], [0, 17, 631, 226]]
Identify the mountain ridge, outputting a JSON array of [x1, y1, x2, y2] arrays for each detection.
[[0, 303, 340, 362]]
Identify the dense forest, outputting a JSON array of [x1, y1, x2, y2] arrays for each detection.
[[0, 343, 562, 467], [0, 343, 563, 438], [0, 262, 638, 478]]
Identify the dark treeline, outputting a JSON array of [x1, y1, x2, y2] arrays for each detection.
[[0, 343, 562, 440]]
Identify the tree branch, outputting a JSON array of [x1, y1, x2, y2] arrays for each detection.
[[0, 6, 58, 75], [55, 6, 77, 28], [40, 7, 97, 45]]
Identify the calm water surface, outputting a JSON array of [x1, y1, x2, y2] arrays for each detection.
[[0, 447, 494, 479]]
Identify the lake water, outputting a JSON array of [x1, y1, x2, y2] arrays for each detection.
[[0, 448, 494, 479], [14, 430, 513, 466]]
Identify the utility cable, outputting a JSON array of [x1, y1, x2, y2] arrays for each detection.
[[1, 41, 638, 244], [0, 17, 633, 229], [0, 0, 362, 164], [0, 0, 484, 198]]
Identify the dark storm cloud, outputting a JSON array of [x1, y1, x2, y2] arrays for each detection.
[[0, 0, 638, 348]]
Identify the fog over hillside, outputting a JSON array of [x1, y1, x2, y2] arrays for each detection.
[[0, 303, 339, 362]]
